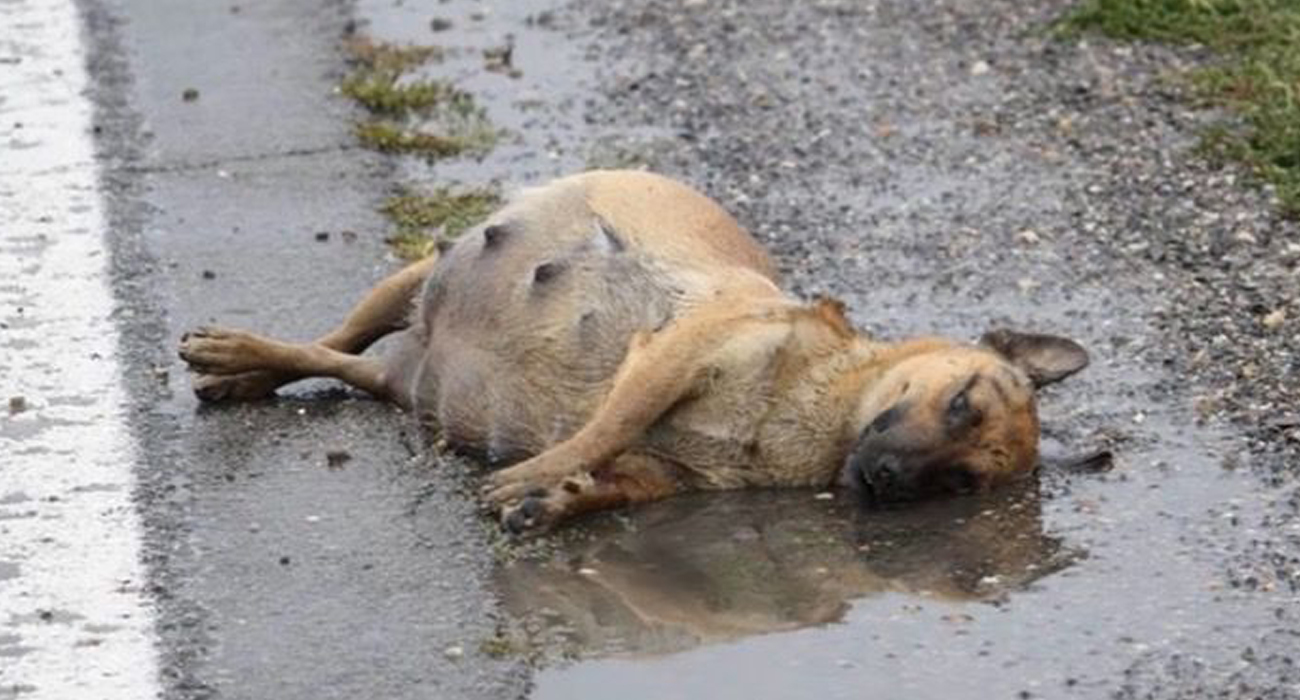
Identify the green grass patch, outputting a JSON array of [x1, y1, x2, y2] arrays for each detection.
[[344, 36, 442, 73], [355, 121, 496, 158], [380, 188, 502, 260], [341, 36, 454, 116], [1058, 0, 1300, 215], [340, 34, 500, 162], [340, 74, 464, 116]]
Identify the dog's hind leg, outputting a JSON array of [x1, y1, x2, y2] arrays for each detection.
[[499, 453, 683, 533], [180, 327, 392, 400], [189, 254, 440, 402]]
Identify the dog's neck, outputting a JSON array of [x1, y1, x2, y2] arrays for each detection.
[[824, 334, 962, 443]]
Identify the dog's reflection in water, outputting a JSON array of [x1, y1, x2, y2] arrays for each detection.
[[494, 483, 1076, 658]]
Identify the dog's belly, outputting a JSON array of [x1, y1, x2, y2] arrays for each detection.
[[407, 216, 684, 464]]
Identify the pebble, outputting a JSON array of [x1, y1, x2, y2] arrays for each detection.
[[1261, 309, 1285, 330], [8, 396, 27, 414], [443, 645, 464, 660]]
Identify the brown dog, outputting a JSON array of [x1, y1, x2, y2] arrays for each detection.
[[178, 170, 1088, 532]]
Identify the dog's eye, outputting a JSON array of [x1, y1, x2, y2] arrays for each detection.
[[946, 388, 982, 432]]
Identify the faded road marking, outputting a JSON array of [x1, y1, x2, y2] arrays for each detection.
[[0, 0, 160, 698]]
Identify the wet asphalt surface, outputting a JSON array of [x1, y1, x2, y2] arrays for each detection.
[[60, 0, 1300, 697]]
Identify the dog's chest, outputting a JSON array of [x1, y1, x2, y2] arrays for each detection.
[[639, 327, 850, 489]]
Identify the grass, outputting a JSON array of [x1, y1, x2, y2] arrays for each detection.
[[380, 188, 502, 260], [1058, 0, 1300, 215], [340, 35, 500, 163], [355, 120, 496, 158], [343, 36, 442, 73], [340, 74, 463, 116]]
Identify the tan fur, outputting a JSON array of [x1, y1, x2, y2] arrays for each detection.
[[178, 170, 1083, 531]]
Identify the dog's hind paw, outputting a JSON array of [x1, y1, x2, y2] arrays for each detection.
[[179, 326, 275, 376], [192, 371, 289, 402]]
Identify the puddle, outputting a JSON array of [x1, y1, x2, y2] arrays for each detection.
[[499, 485, 1071, 659]]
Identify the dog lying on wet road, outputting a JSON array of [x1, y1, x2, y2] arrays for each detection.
[[178, 170, 1089, 532]]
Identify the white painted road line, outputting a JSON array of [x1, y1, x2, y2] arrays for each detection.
[[0, 1, 160, 698]]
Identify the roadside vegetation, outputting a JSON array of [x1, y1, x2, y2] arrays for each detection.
[[340, 36, 502, 259], [380, 188, 501, 260], [1059, 0, 1300, 215], [340, 36, 498, 161]]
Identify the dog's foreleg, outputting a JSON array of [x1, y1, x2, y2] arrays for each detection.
[[189, 254, 440, 401], [499, 453, 683, 533], [483, 304, 743, 505]]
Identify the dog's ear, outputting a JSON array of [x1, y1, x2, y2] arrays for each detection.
[[979, 329, 1089, 389]]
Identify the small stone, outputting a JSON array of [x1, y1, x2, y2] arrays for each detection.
[[443, 645, 464, 659], [577, 567, 598, 576], [1016, 229, 1040, 245], [326, 449, 351, 468], [278, 555, 291, 566], [430, 17, 452, 31], [1261, 309, 1285, 330], [314, 231, 330, 242], [182, 88, 200, 102], [970, 60, 991, 76], [201, 269, 216, 280], [8, 396, 27, 414], [813, 491, 834, 500]]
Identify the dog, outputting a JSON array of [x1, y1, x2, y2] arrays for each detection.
[[178, 170, 1088, 532]]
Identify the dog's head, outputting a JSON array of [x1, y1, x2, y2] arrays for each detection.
[[840, 329, 1088, 503]]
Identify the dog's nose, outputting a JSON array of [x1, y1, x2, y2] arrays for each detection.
[[868, 454, 903, 487]]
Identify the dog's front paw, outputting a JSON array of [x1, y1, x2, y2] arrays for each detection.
[[482, 455, 563, 504], [500, 491, 559, 535]]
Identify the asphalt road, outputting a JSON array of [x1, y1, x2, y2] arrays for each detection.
[[6, 0, 1295, 698], [76, 0, 524, 697]]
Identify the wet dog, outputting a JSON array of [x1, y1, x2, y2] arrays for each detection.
[[179, 170, 1088, 532]]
